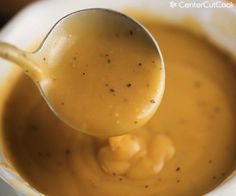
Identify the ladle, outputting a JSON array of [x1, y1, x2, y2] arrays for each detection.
[[0, 8, 165, 136]]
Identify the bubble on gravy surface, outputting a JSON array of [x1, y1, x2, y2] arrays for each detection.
[[1, 20, 236, 196]]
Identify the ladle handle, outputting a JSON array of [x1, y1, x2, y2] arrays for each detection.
[[0, 41, 42, 82]]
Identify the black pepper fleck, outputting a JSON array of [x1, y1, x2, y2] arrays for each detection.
[[145, 185, 149, 189], [110, 89, 115, 93], [221, 172, 226, 177], [43, 57, 46, 61], [127, 83, 132, 87], [107, 59, 111, 63], [176, 180, 180, 183], [129, 30, 133, 36], [208, 160, 213, 164], [176, 167, 180, 172], [150, 99, 156, 104], [61, 102, 65, 106], [82, 72, 86, 75], [138, 63, 142, 66]]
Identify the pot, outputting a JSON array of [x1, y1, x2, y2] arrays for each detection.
[[0, 0, 235, 195]]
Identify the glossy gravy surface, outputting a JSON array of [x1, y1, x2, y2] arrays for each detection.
[[37, 10, 164, 136], [1, 20, 236, 196]]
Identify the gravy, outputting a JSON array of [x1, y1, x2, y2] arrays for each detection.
[[1, 20, 236, 196]]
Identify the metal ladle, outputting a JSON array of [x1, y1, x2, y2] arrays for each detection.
[[0, 9, 165, 136]]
